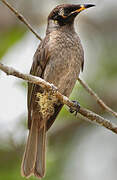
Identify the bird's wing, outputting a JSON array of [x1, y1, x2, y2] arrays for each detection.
[[28, 37, 50, 129]]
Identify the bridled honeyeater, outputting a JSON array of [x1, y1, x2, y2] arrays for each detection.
[[21, 4, 95, 179]]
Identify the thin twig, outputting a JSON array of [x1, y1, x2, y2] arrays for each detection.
[[78, 77, 117, 118], [0, 62, 117, 134], [1, 0, 42, 41]]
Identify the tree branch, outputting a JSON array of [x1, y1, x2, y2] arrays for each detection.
[[0, 62, 117, 134], [1, 0, 42, 41], [78, 77, 117, 118]]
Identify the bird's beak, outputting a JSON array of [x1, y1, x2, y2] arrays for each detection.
[[72, 4, 95, 14]]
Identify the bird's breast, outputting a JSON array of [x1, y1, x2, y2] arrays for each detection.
[[43, 31, 83, 96], [34, 31, 83, 120]]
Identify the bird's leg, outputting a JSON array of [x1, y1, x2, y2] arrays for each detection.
[[69, 100, 80, 116]]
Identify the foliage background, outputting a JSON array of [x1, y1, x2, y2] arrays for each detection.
[[0, 0, 117, 180]]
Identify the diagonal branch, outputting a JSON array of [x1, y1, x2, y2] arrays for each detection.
[[78, 77, 117, 118], [0, 62, 117, 134], [1, 0, 42, 41]]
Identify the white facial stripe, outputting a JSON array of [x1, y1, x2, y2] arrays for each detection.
[[59, 8, 64, 16], [80, 5, 85, 8]]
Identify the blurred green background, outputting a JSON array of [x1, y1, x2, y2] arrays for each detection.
[[0, 0, 117, 180]]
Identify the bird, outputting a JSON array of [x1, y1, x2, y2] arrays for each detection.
[[21, 3, 95, 179]]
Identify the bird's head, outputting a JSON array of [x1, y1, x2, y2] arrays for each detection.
[[47, 4, 95, 30]]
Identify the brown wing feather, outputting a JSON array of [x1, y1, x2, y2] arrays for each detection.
[[28, 34, 65, 131], [28, 37, 50, 129], [46, 104, 63, 130]]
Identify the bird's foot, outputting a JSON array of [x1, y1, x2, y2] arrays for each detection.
[[69, 100, 80, 116]]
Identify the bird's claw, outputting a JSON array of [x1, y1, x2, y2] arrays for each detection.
[[69, 100, 80, 116]]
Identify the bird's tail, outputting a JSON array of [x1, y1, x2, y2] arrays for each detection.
[[21, 117, 46, 179]]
